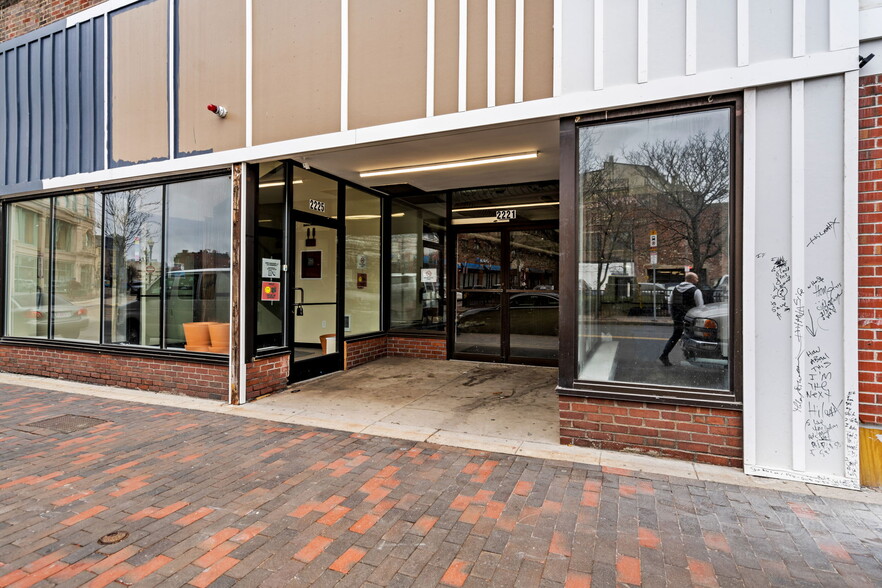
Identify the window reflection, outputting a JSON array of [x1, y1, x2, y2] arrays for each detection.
[[577, 109, 731, 391], [6, 199, 51, 338], [345, 187, 380, 336], [103, 187, 163, 346], [390, 195, 446, 331]]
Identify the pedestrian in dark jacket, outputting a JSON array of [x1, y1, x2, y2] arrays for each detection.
[[659, 272, 704, 366]]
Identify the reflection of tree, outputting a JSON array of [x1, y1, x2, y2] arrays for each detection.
[[626, 130, 729, 278], [104, 190, 160, 258], [579, 129, 638, 299]]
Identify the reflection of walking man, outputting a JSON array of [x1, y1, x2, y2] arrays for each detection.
[[659, 272, 703, 366]]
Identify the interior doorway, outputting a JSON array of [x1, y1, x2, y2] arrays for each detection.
[[452, 224, 560, 365]]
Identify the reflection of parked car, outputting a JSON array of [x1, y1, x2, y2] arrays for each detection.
[[712, 274, 729, 302], [458, 293, 559, 336], [681, 302, 729, 367], [8, 293, 89, 338]]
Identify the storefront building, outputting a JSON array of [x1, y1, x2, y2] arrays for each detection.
[[2, 0, 880, 488]]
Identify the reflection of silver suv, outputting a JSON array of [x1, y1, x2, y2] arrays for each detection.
[[681, 302, 729, 367]]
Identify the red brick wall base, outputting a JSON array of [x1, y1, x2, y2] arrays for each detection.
[[0, 345, 229, 401], [245, 355, 289, 401], [559, 395, 743, 467], [345, 335, 447, 369]]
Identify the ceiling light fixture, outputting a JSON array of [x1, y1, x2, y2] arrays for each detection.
[[258, 180, 304, 188], [359, 151, 538, 178], [452, 201, 559, 213]]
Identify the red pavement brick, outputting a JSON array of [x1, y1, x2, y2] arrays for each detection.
[[816, 539, 854, 563], [294, 536, 333, 563], [9, 561, 68, 588], [200, 528, 240, 550], [702, 531, 730, 553], [87, 562, 134, 588], [119, 555, 173, 584], [413, 515, 438, 535], [189, 556, 239, 588], [317, 505, 351, 525], [174, 506, 215, 526], [638, 527, 660, 549], [60, 505, 107, 526], [89, 546, 140, 574], [565, 571, 592, 588], [350, 513, 381, 534], [617, 554, 641, 586], [195, 541, 239, 568], [440, 559, 470, 587], [21, 546, 76, 573], [687, 558, 719, 588], [328, 547, 366, 574], [550, 531, 571, 557], [514, 480, 533, 496], [231, 522, 269, 542]]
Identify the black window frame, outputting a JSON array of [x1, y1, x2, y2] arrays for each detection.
[[558, 95, 743, 410]]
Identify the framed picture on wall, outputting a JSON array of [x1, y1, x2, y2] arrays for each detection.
[[301, 250, 322, 279]]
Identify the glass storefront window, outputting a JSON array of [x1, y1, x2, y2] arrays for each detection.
[[165, 176, 232, 352], [577, 108, 731, 391], [103, 187, 163, 346], [344, 186, 380, 336], [255, 162, 286, 349], [292, 167, 338, 218], [53, 194, 102, 342], [5, 199, 51, 338], [390, 194, 446, 331]]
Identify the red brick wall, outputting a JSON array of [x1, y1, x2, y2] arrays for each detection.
[[344, 335, 447, 369], [388, 336, 446, 360], [859, 74, 882, 425], [1, 0, 106, 42], [345, 336, 388, 369], [559, 395, 743, 467], [0, 345, 229, 401], [245, 355, 289, 401]]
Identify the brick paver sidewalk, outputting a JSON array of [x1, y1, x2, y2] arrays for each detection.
[[0, 384, 880, 587]]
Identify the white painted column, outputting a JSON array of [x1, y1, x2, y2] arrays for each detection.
[[790, 79, 806, 472], [742, 88, 757, 469]]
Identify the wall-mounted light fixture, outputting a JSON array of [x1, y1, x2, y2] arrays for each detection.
[[359, 151, 538, 178], [452, 201, 558, 213], [206, 104, 228, 118]]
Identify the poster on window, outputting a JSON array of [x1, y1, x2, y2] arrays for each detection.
[[261, 281, 280, 301], [301, 251, 322, 279]]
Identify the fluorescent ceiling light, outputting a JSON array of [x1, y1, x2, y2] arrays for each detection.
[[334, 212, 406, 220], [259, 180, 304, 188], [359, 152, 538, 178], [452, 201, 559, 213]]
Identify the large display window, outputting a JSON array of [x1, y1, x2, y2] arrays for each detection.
[[4, 174, 232, 354], [569, 102, 738, 401]]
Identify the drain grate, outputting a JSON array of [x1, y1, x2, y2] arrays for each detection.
[[26, 414, 108, 434]]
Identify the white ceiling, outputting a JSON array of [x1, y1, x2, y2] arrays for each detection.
[[298, 119, 560, 193]]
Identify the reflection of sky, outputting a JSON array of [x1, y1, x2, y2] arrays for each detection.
[[582, 108, 729, 170], [166, 177, 232, 259]]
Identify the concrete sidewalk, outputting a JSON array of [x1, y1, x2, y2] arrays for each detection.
[[0, 380, 880, 586]]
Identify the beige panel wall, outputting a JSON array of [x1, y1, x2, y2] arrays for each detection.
[[495, 0, 515, 106], [349, 0, 427, 129], [466, 0, 488, 110], [176, 0, 246, 155], [523, 0, 553, 101], [434, 0, 459, 116], [253, 0, 341, 144], [110, 0, 168, 165]]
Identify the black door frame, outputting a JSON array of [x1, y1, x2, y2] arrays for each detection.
[[448, 220, 559, 366], [287, 204, 345, 383]]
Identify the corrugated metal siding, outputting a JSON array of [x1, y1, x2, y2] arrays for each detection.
[[0, 17, 105, 187]]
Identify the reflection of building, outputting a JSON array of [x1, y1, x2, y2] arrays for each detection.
[[54, 196, 102, 299]]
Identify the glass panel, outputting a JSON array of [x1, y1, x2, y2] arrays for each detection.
[[455, 292, 501, 355], [509, 292, 559, 360], [294, 222, 337, 359], [165, 176, 232, 352], [344, 187, 380, 335], [509, 229, 559, 291], [456, 232, 502, 289], [390, 194, 446, 331], [103, 187, 163, 346], [256, 162, 286, 349], [451, 181, 558, 223], [292, 167, 338, 218], [6, 199, 51, 338], [577, 108, 731, 391], [53, 194, 101, 342]]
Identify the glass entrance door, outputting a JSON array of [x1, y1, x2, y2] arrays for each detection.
[[290, 219, 341, 381], [453, 226, 559, 365]]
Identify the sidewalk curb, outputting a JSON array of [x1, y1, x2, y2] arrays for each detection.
[[1, 370, 879, 505]]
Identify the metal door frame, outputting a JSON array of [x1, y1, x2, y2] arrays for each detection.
[[448, 220, 559, 366]]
